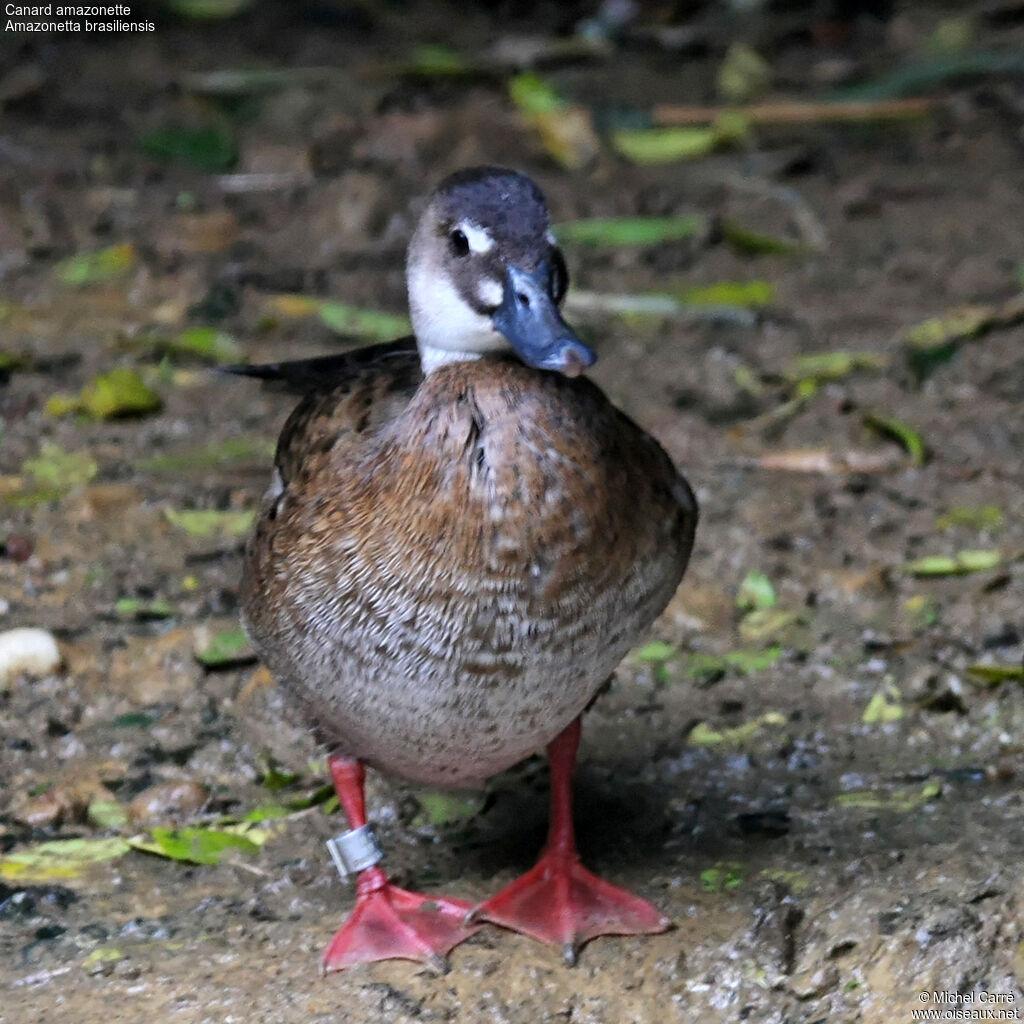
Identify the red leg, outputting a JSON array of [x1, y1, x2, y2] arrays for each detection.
[[320, 755, 480, 973], [469, 718, 670, 964]]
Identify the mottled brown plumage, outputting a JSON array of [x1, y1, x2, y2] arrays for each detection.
[[242, 346, 695, 786], [235, 166, 699, 969]]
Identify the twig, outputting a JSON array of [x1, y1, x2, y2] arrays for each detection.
[[652, 97, 935, 127]]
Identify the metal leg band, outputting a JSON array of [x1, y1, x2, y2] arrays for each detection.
[[326, 824, 384, 880]]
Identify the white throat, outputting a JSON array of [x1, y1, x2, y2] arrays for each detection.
[[407, 254, 508, 374]]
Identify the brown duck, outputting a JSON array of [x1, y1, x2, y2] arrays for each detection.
[[235, 166, 698, 971]]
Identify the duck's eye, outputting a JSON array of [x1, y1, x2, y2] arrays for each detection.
[[550, 247, 569, 303], [449, 228, 470, 258]]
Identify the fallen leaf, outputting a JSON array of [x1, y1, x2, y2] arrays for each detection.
[[681, 280, 775, 307], [87, 801, 129, 829], [128, 825, 263, 865], [721, 217, 801, 256], [717, 42, 771, 104], [508, 73, 599, 170], [0, 837, 131, 881], [163, 507, 255, 537], [412, 790, 487, 829], [556, 215, 706, 247], [862, 690, 904, 724], [318, 301, 411, 341], [611, 126, 717, 164], [907, 549, 1001, 576], [835, 780, 941, 813], [194, 627, 255, 668], [688, 711, 786, 746], [782, 350, 888, 385], [139, 124, 238, 172], [166, 327, 242, 364], [47, 368, 162, 420], [863, 412, 927, 466], [22, 444, 98, 490], [134, 436, 275, 473], [700, 861, 744, 893], [54, 243, 137, 287], [114, 597, 176, 620], [935, 506, 1004, 532], [632, 640, 677, 662], [965, 664, 1024, 686], [736, 570, 777, 611]]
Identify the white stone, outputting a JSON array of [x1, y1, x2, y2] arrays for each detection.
[[0, 627, 62, 690]]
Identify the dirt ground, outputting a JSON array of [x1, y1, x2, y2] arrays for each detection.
[[1, 2, 1023, 1022]]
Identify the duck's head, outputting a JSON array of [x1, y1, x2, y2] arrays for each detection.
[[407, 166, 596, 377]]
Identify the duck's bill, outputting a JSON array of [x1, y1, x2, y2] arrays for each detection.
[[492, 262, 596, 377]]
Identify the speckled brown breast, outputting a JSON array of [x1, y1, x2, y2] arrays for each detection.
[[241, 352, 696, 787]]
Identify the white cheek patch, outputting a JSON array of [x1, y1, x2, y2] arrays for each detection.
[[545, 230, 557, 247], [459, 221, 494, 254], [476, 277, 503, 307], [408, 259, 506, 362]]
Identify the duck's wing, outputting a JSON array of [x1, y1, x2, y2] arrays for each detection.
[[221, 337, 419, 394], [233, 339, 424, 488]]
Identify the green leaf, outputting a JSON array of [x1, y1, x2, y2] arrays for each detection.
[[111, 711, 157, 729], [700, 861, 744, 893], [168, 328, 242, 365], [87, 800, 130, 829], [0, 837, 131, 881], [194, 628, 254, 668], [902, 594, 939, 628], [688, 711, 786, 746], [612, 126, 717, 165], [139, 124, 238, 172], [412, 44, 471, 77], [736, 570, 777, 611], [681, 646, 784, 683], [54, 243, 137, 287], [717, 42, 771, 104], [0, 350, 27, 372], [114, 597, 175, 620], [935, 505, 1004, 531], [81, 947, 125, 971], [259, 759, 299, 792], [129, 826, 261, 865], [164, 507, 256, 537], [508, 72, 565, 115], [738, 608, 800, 643], [863, 411, 927, 466], [135, 436, 275, 473], [835, 780, 941, 813], [907, 549, 1001, 576], [240, 804, 295, 823], [47, 368, 162, 420], [555, 216, 706, 247], [412, 790, 487, 828], [862, 690, 904, 724], [22, 443, 98, 490], [633, 641, 677, 662], [681, 280, 774, 308], [318, 302, 411, 342], [965, 664, 1024, 686], [783, 350, 888, 385], [721, 217, 801, 256]]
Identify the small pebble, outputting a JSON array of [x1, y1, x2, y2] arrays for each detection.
[[128, 780, 210, 824], [0, 628, 62, 690], [2, 535, 34, 562]]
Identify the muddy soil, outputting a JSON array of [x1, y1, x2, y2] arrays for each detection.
[[1, 3, 1023, 1022]]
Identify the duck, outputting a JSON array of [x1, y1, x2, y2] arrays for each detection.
[[233, 166, 698, 972]]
